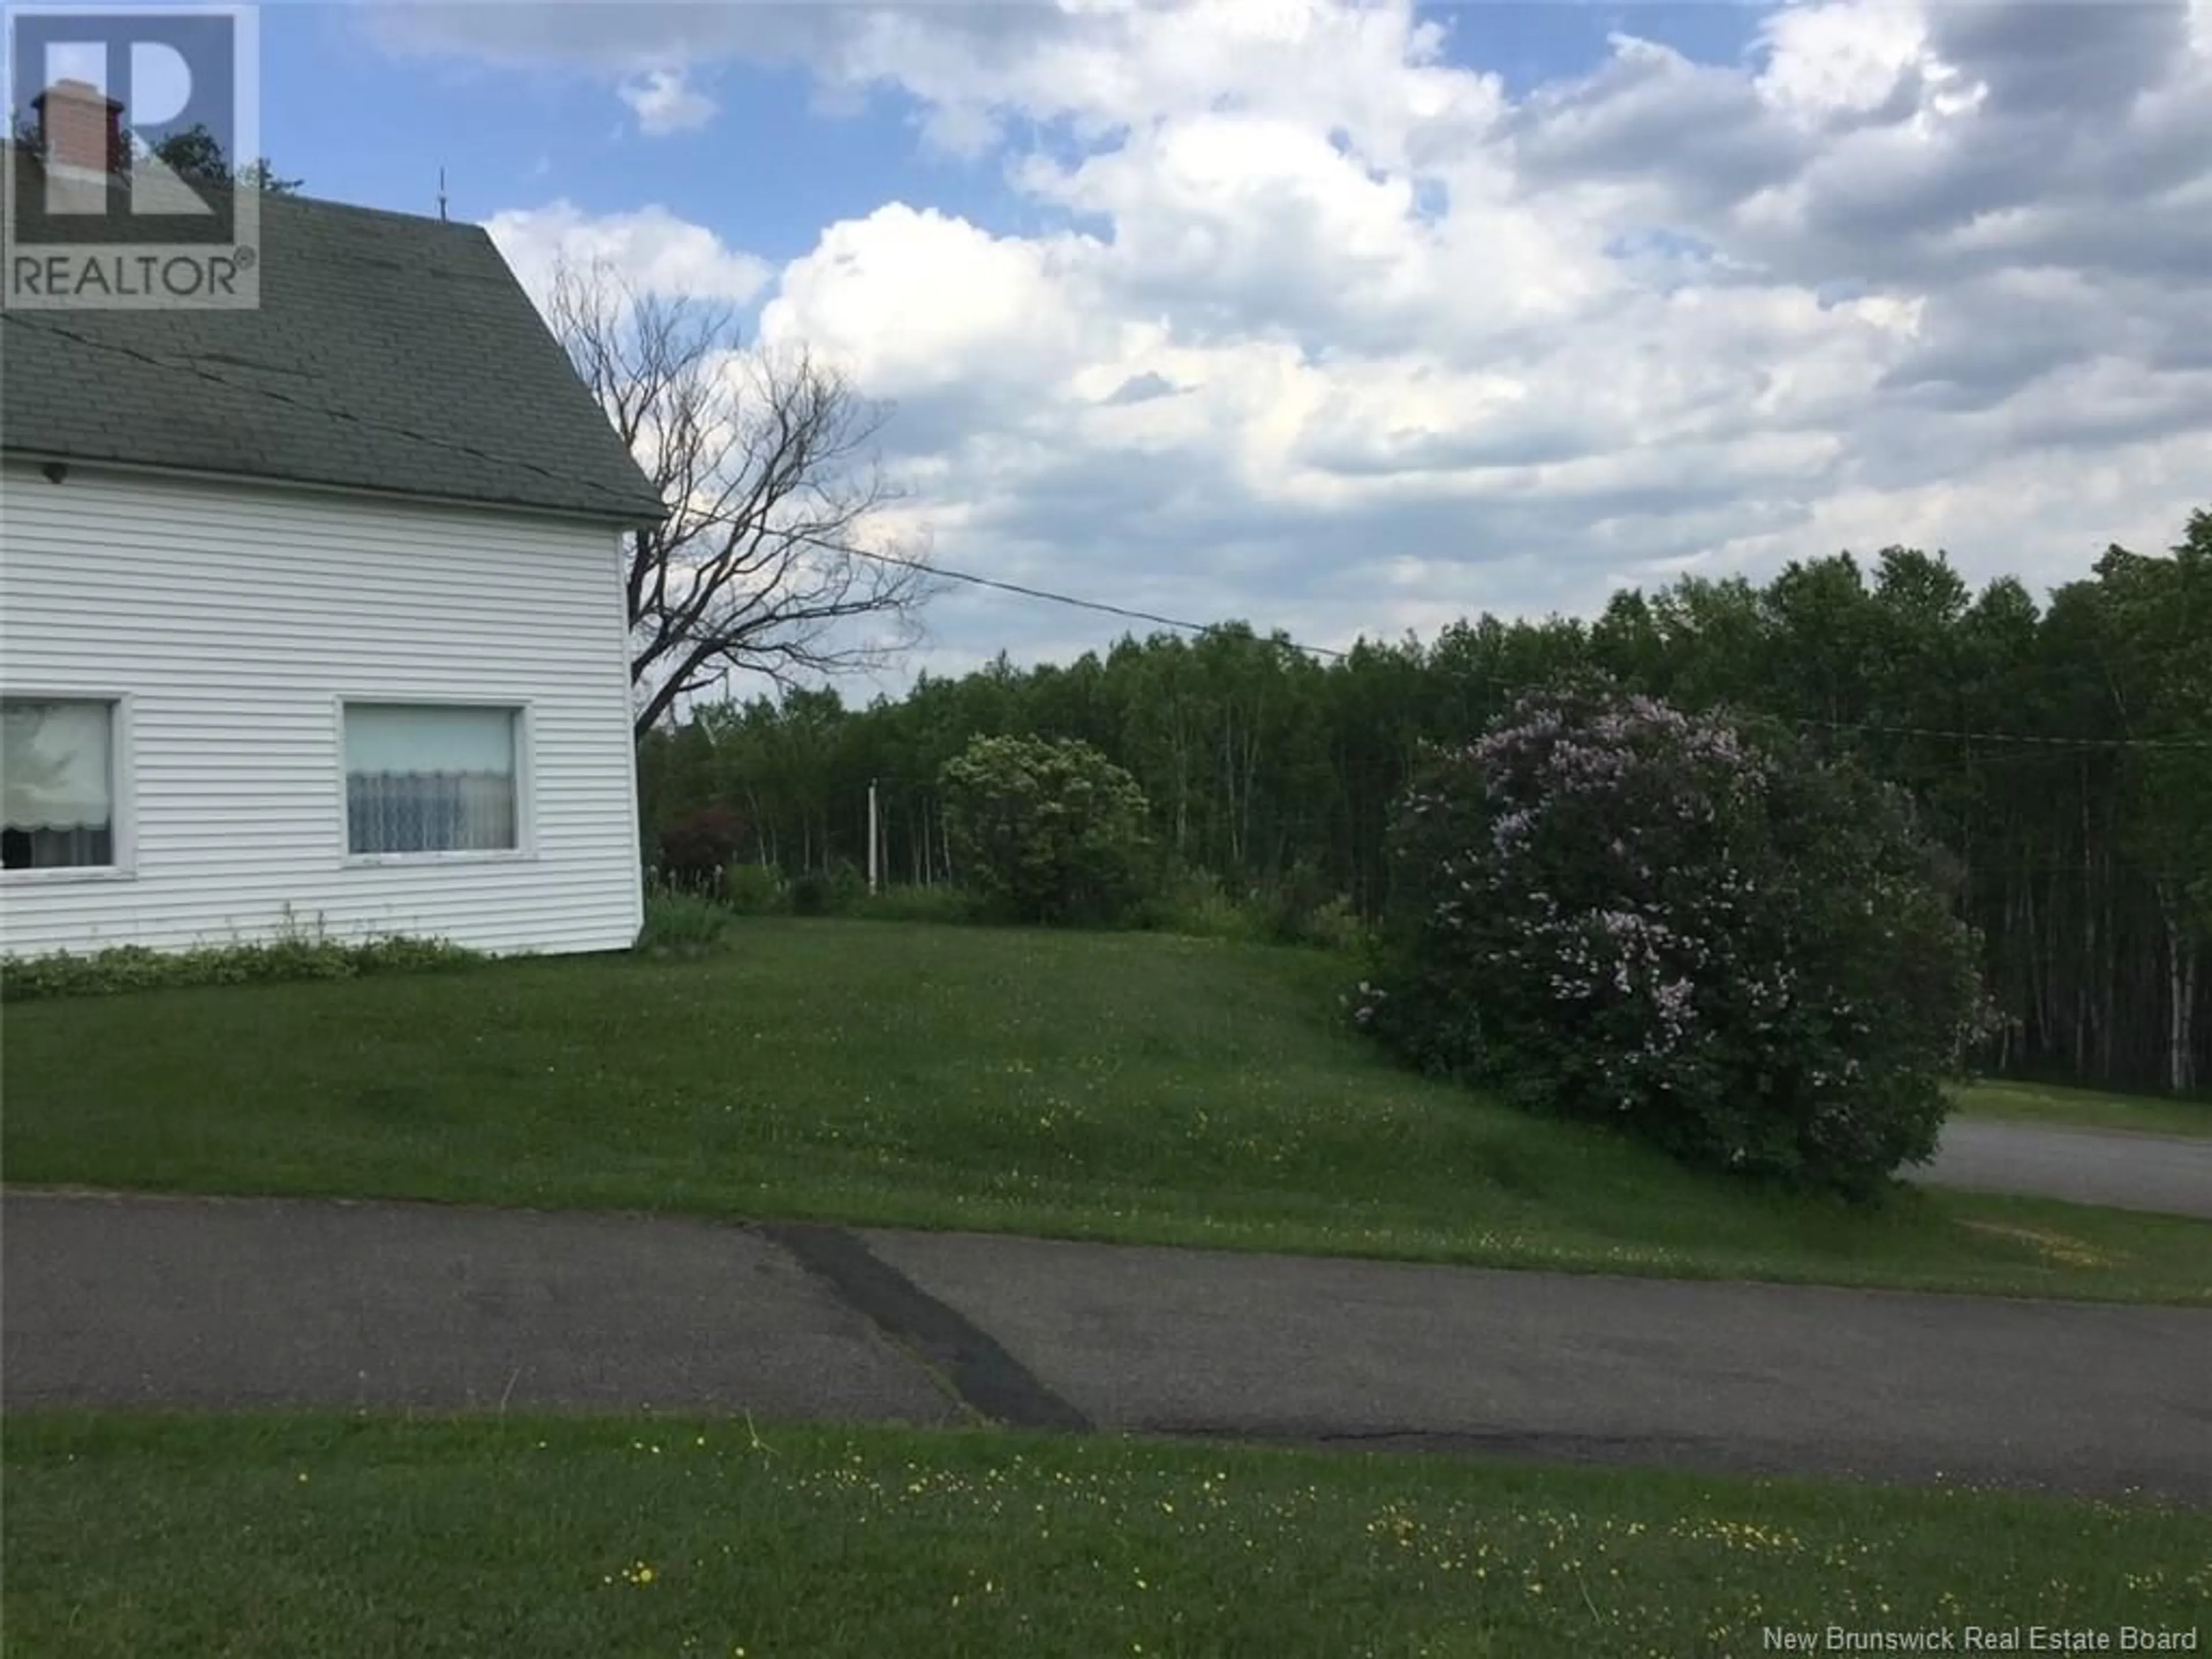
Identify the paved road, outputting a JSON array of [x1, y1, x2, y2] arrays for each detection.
[[1, 1192, 956, 1422], [7, 1191, 2206, 1505], [1923, 1120, 2212, 1218], [866, 1227, 2212, 1505]]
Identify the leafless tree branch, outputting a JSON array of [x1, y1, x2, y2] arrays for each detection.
[[547, 259, 940, 737]]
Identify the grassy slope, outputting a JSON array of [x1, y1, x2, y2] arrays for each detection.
[[1954, 1079, 2212, 1139], [4, 919, 2207, 1303], [6, 1416, 2204, 1659]]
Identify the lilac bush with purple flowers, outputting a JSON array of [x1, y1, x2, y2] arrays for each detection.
[[1364, 683, 1986, 1199]]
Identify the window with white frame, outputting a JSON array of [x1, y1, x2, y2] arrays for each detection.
[[1, 698, 117, 871], [344, 704, 520, 856]]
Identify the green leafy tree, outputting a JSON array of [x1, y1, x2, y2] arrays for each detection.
[[13, 112, 304, 193], [147, 123, 301, 193], [940, 735, 1151, 925], [2082, 516, 2212, 1090]]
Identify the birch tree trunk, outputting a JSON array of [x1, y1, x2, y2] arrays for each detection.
[[2159, 887, 2198, 1093]]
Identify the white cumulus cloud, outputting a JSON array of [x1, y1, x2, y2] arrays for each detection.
[[482, 200, 772, 310], [431, 0, 2212, 678], [619, 67, 718, 135]]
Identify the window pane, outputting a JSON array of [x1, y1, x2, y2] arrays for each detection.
[[344, 704, 518, 855], [345, 705, 516, 775], [1, 700, 114, 870]]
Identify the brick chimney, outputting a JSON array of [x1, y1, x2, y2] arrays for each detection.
[[31, 79, 126, 177]]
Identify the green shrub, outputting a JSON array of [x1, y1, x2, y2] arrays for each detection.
[[1298, 893, 1369, 955], [348, 936, 487, 975], [849, 884, 976, 925], [656, 804, 749, 895], [829, 859, 868, 913], [635, 885, 730, 954], [722, 862, 785, 916], [1253, 859, 1366, 949], [1, 931, 486, 1002], [1132, 863, 1364, 951], [1132, 866, 1259, 941], [778, 862, 866, 919], [941, 734, 1153, 926], [789, 870, 834, 917], [1365, 683, 1986, 1201]]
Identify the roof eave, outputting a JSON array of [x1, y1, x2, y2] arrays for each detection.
[[2, 446, 669, 530]]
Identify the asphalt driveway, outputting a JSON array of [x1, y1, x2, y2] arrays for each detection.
[[6, 1190, 2206, 1506], [1923, 1120, 2212, 1218]]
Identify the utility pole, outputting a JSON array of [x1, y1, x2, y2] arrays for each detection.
[[868, 778, 881, 895], [437, 166, 449, 222]]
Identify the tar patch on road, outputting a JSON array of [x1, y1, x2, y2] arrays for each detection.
[[760, 1224, 1092, 1433]]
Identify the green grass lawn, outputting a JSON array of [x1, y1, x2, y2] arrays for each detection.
[[6, 1415, 2203, 1659], [1955, 1079, 2212, 1139], [4, 919, 2207, 1303]]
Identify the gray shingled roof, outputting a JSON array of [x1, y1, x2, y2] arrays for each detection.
[[0, 151, 666, 525]]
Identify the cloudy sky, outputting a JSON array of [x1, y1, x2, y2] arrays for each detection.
[[252, 2, 2212, 684]]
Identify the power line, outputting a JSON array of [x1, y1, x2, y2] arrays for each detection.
[[784, 528, 1348, 661], [1793, 716, 2212, 751]]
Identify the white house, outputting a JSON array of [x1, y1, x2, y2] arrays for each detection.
[[0, 136, 667, 959]]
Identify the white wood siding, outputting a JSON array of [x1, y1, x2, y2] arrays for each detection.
[[0, 462, 643, 957]]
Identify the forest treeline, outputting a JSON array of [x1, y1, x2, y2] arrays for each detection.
[[638, 510, 2212, 1094]]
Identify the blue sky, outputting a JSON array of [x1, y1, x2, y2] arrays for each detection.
[[264, 8, 964, 250], [19, 2, 2212, 696], [267, 4, 1764, 257]]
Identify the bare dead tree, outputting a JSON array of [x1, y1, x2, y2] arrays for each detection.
[[548, 259, 938, 737]]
